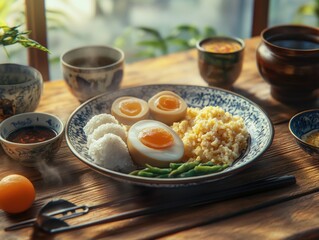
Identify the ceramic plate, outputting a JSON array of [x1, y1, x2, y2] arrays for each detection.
[[65, 84, 274, 187]]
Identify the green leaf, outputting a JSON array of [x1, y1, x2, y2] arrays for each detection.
[[135, 26, 162, 40], [187, 38, 199, 47], [48, 55, 61, 64], [175, 24, 200, 36], [137, 40, 167, 54], [166, 38, 190, 48], [134, 49, 157, 58], [16, 36, 50, 53], [297, 4, 316, 15], [1, 45, 9, 57], [116, 24, 218, 61], [137, 40, 163, 47], [203, 26, 217, 38], [169, 24, 202, 41], [0, 25, 50, 53]]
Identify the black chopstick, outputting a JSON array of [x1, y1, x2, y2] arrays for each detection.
[[37, 175, 296, 234]]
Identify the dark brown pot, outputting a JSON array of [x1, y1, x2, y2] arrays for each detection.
[[256, 25, 319, 104]]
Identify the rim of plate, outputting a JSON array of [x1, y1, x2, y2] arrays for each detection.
[[65, 84, 274, 187]]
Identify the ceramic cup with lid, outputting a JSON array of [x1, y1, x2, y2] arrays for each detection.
[[61, 45, 124, 102]]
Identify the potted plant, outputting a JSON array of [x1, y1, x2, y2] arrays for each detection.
[[0, 25, 49, 121], [0, 25, 49, 55]]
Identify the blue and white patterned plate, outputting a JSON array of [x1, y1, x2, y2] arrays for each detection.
[[65, 84, 274, 187]]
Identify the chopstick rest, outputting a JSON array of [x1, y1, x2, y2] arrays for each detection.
[[5, 175, 296, 234]]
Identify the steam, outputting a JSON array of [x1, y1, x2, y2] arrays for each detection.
[[35, 159, 63, 186]]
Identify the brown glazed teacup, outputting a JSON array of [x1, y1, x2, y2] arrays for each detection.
[[196, 36, 245, 89], [61, 45, 124, 102]]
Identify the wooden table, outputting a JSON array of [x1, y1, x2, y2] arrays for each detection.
[[1, 37, 319, 240]]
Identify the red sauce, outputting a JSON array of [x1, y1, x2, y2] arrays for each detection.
[[7, 126, 57, 144]]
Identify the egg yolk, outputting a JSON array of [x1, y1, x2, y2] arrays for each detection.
[[138, 127, 174, 149], [156, 95, 180, 111], [119, 99, 142, 116]]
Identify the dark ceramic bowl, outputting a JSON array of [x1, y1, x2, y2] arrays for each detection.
[[196, 36, 245, 89], [256, 25, 319, 104], [289, 109, 319, 158]]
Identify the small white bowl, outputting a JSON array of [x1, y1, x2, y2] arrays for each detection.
[[0, 112, 64, 167]]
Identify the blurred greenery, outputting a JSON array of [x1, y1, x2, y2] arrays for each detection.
[[0, 0, 24, 25], [115, 24, 216, 62], [294, 0, 319, 26]]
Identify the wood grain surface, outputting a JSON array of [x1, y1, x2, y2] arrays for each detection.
[[1, 37, 319, 240]]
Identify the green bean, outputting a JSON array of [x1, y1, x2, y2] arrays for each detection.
[[194, 164, 229, 174], [129, 170, 140, 176], [201, 161, 216, 166], [178, 169, 198, 178], [145, 164, 172, 175], [137, 170, 157, 178], [169, 161, 200, 177], [129, 162, 229, 179], [157, 174, 170, 178], [169, 162, 184, 170]]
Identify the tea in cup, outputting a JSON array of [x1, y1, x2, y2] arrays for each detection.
[[61, 45, 124, 102]]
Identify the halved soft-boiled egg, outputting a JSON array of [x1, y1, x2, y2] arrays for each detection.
[[148, 91, 187, 125], [127, 120, 184, 167], [111, 96, 150, 126]]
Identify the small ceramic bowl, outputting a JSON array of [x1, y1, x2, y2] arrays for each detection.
[[61, 45, 124, 102], [289, 109, 319, 158], [0, 112, 64, 167], [0, 63, 43, 121]]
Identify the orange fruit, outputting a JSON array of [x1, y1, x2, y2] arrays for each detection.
[[0, 174, 36, 214]]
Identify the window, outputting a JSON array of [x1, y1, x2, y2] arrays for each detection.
[[1, 0, 316, 80]]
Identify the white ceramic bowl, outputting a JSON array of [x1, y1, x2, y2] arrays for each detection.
[[0, 112, 64, 167], [0, 63, 43, 121]]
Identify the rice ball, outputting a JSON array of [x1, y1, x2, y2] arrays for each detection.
[[88, 133, 136, 173], [87, 123, 127, 148], [84, 114, 119, 136]]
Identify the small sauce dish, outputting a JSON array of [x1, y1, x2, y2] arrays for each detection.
[[289, 109, 319, 158], [0, 112, 64, 167]]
